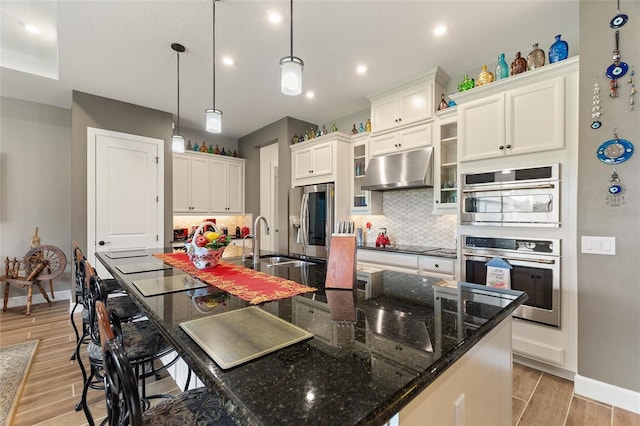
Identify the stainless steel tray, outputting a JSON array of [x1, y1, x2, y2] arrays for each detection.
[[179, 306, 313, 369], [132, 274, 206, 297]]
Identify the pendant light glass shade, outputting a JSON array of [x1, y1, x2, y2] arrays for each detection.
[[205, 108, 223, 133], [206, 0, 222, 133], [280, 56, 304, 96], [172, 134, 185, 153]]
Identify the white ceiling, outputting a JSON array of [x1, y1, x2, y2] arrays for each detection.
[[0, 0, 579, 139]]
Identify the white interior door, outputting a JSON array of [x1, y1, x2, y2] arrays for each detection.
[[259, 143, 278, 251], [87, 128, 164, 276]]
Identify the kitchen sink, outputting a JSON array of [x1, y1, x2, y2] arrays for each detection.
[[259, 255, 315, 268]]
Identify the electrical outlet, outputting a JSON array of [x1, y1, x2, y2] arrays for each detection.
[[454, 394, 465, 426]]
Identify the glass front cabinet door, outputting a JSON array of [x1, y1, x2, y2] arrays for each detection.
[[351, 133, 382, 214]]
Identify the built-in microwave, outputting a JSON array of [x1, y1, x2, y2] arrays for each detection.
[[460, 164, 560, 227]]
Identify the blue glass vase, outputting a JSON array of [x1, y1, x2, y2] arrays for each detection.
[[495, 53, 509, 80], [548, 34, 568, 64]]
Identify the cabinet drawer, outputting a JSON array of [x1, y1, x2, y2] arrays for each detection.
[[418, 256, 454, 276], [357, 250, 418, 273], [369, 333, 431, 372]]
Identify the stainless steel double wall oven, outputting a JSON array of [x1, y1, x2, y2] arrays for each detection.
[[460, 164, 562, 328]]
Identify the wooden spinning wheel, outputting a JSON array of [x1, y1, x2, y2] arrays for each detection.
[[2, 244, 67, 315], [23, 245, 67, 281]]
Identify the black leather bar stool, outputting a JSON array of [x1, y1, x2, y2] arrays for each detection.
[[78, 274, 179, 425], [95, 300, 239, 426]]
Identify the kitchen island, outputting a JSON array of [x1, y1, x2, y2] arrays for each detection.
[[96, 248, 526, 425]]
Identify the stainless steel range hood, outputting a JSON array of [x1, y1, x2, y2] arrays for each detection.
[[361, 147, 434, 191]]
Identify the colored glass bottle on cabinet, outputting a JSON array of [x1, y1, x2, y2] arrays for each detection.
[[495, 53, 509, 80], [549, 34, 568, 63]]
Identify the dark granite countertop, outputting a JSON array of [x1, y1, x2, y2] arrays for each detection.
[[357, 243, 457, 259], [97, 248, 525, 425]]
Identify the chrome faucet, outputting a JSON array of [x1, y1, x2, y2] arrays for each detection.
[[253, 216, 270, 266]]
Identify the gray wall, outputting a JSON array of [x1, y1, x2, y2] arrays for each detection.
[[577, 2, 639, 392], [71, 91, 174, 256], [0, 97, 72, 295], [178, 127, 238, 156], [238, 116, 315, 252]]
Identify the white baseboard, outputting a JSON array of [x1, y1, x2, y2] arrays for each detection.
[[574, 374, 640, 414], [6, 289, 72, 311]]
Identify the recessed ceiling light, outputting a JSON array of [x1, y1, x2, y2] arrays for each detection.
[[223, 57, 234, 66], [268, 12, 282, 24], [356, 65, 367, 74], [306, 91, 315, 99], [22, 22, 41, 34], [433, 25, 447, 36]]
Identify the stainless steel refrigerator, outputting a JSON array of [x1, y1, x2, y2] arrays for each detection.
[[289, 183, 334, 258]]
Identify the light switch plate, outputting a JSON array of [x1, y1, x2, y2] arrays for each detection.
[[581, 236, 616, 255]]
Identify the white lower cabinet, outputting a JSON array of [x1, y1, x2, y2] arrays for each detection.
[[357, 249, 455, 279]]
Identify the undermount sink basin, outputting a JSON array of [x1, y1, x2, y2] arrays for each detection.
[[259, 255, 315, 268]]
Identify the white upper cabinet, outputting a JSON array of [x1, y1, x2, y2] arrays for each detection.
[[371, 83, 434, 133], [290, 133, 350, 187], [173, 153, 210, 213], [210, 156, 245, 214], [453, 58, 576, 163], [173, 152, 245, 215], [368, 67, 448, 134], [370, 123, 432, 156]]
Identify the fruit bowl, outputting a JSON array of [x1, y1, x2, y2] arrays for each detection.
[[185, 221, 230, 269]]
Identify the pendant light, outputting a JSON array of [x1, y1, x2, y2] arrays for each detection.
[[205, 0, 222, 133], [171, 43, 186, 153], [279, 0, 303, 96]]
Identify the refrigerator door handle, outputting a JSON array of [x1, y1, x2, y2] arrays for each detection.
[[300, 193, 309, 251]]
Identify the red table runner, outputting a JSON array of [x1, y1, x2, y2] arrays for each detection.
[[152, 253, 316, 304]]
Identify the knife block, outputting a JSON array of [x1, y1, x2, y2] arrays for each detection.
[[326, 235, 356, 289]]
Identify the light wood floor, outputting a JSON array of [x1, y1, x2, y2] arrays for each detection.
[[2, 300, 639, 425]]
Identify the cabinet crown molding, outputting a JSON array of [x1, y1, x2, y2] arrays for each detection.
[[289, 131, 351, 151], [367, 67, 450, 102]]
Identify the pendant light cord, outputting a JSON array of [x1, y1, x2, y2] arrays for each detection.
[[176, 49, 180, 135], [289, 0, 293, 57], [212, 0, 216, 108]]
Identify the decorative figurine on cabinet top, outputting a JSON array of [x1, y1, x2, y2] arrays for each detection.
[[495, 53, 509, 80], [510, 52, 527, 76], [208, 144, 214, 153], [331, 123, 338, 132], [200, 142, 208, 153], [186, 140, 193, 151], [214, 144, 221, 154], [365, 119, 371, 132], [321, 125, 328, 135], [193, 142, 200, 152], [477, 65, 494, 86], [527, 43, 545, 70], [458, 75, 475, 92], [351, 124, 358, 135], [358, 122, 365, 133]]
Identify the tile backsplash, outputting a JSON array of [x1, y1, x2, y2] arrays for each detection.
[[351, 188, 457, 249], [173, 215, 253, 238]]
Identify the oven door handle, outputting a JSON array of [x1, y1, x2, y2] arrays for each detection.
[[462, 252, 556, 264], [462, 183, 556, 193]]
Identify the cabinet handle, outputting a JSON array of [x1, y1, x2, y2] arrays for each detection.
[[435, 200, 440, 203], [398, 118, 402, 122], [499, 145, 505, 150], [506, 144, 512, 149], [435, 264, 439, 268]]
